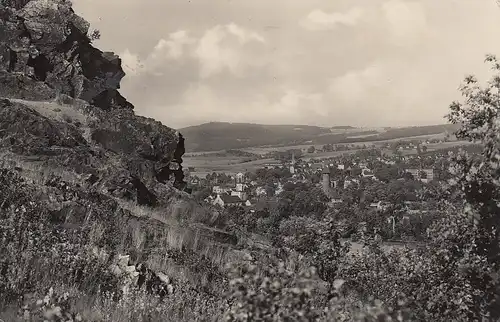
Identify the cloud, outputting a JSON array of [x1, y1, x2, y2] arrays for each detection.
[[194, 24, 265, 78], [72, 0, 500, 129], [120, 24, 265, 79], [329, 63, 389, 102], [120, 30, 196, 76], [300, 8, 365, 31], [152, 30, 195, 61], [381, 0, 428, 45], [120, 49, 142, 75], [144, 84, 328, 128]]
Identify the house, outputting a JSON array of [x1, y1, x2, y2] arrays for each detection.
[[369, 201, 390, 211], [328, 189, 343, 205], [231, 183, 248, 201], [406, 168, 434, 182], [212, 185, 232, 194], [361, 168, 374, 178], [275, 182, 284, 195], [189, 177, 200, 186], [204, 195, 215, 203], [244, 199, 256, 207], [255, 186, 267, 196], [212, 194, 244, 208]]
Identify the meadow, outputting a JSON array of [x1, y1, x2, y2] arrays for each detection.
[[183, 136, 473, 177], [183, 156, 276, 177]]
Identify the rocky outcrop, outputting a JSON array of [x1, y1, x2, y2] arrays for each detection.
[[0, 0, 130, 109], [0, 0, 219, 229]]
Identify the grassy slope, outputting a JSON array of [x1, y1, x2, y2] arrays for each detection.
[[0, 97, 244, 321]]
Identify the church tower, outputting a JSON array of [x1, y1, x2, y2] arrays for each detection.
[[290, 152, 296, 174], [322, 167, 331, 196]]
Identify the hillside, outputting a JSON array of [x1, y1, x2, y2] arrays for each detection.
[[0, 1, 240, 320], [180, 122, 333, 151], [181, 121, 460, 152]]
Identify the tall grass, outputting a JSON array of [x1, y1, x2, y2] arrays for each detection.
[[0, 167, 228, 321]]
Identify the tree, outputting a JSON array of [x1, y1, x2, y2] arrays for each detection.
[[373, 165, 399, 182], [88, 29, 101, 42], [307, 145, 316, 153], [341, 55, 500, 321], [444, 54, 500, 319], [193, 187, 211, 201]]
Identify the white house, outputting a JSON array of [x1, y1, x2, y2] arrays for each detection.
[[361, 168, 374, 178], [212, 194, 244, 208]]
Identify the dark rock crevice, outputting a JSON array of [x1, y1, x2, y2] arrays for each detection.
[[91, 89, 133, 110], [130, 176, 157, 207], [26, 52, 51, 81], [155, 133, 187, 192], [7, 48, 16, 71]]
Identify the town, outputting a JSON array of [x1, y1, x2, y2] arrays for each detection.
[[184, 137, 479, 245]]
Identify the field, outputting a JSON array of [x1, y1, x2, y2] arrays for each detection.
[[183, 155, 276, 177], [183, 138, 474, 176], [182, 130, 475, 177]]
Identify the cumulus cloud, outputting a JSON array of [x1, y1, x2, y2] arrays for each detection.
[[300, 8, 365, 31], [120, 49, 142, 75], [120, 30, 196, 76], [72, 0, 500, 128], [144, 84, 328, 128], [329, 63, 389, 102], [120, 24, 265, 79], [193, 24, 265, 78], [382, 0, 428, 46], [152, 30, 195, 61]]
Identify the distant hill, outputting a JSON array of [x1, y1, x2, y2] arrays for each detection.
[[180, 122, 461, 152], [180, 122, 333, 151]]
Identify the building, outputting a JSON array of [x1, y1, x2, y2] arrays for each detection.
[[213, 194, 244, 208], [255, 186, 267, 196], [369, 201, 390, 211], [290, 152, 296, 174], [322, 168, 331, 196], [406, 168, 434, 182], [189, 177, 200, 185], [235, 172, 245, 184], [361, 168, 375, 178], [231, 183, 248, 201]]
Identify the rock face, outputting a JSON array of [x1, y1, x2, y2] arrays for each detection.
[[0, 0, 130, 109], [0, 0, 231, 230]]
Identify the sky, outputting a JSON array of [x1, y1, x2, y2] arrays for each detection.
[[72, 0, 500, 129]]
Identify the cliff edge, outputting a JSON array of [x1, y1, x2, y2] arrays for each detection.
[[0, 0, 236, 293]]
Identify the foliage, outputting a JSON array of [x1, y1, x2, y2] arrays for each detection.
[[88, 29, 101, 42], [223, 255, 323, 322], [224, 254, 416, 322], [445, 54, 500, 319], [338, 55, 500, 321]]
